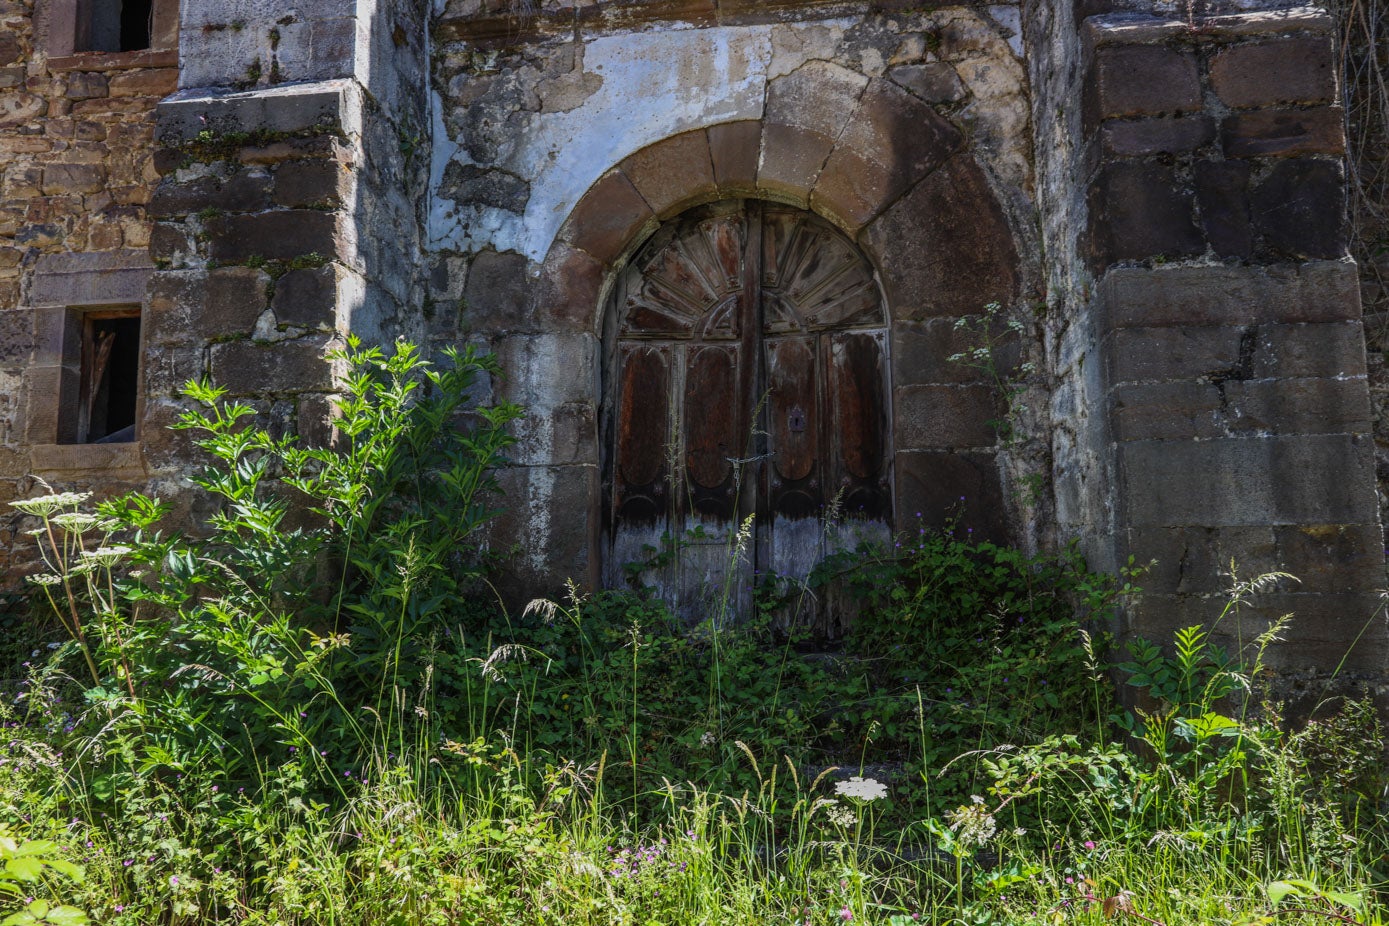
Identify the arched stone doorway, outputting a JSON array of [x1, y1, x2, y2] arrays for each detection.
[[501, 96, 1026, 607], [602, 199, 891, 623]]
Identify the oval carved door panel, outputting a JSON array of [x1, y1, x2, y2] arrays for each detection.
[[604, 200, 891, 629]]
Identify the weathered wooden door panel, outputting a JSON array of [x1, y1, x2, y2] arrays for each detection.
[[684, 344, 740, 515], [607, 201, 890, 629], [766, 336, 819, 517], [608, 343, 673, 593], [615, 344, 670, 517], [827, 331, 890, 520]]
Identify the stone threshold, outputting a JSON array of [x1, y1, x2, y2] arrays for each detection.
[[47, 49, 178, 72]]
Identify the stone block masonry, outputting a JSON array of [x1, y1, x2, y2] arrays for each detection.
[[0, 0, 177, 584], [1080, 8, 1387, 698], [142, 82, 365, 466]]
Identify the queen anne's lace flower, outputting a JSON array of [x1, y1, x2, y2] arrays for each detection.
[[945, 798, 997, 847], [834, 776, 888, 802], [823, 801, 857, 827], [50, 512, 102, 532], [79, 546, 132, 567], [24, 574, 62, 587], [9, 491, 92, 517]]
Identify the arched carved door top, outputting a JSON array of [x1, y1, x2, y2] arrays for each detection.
[[604, 200, 891, 625]]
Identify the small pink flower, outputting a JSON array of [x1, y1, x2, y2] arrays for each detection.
[[1065, 876, 1075, 884], [1084, 840, 1096, 850], [840, 907, 853, 921]]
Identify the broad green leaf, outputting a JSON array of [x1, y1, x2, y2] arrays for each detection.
[[45, 860, 83, 881], [1323, 890, 1367, 912], [41, 905, 89, 926], [6, 856, 44, 881]]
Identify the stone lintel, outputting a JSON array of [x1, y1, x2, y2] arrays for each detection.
[[29, 443, 146, 478], [30, 250, 153, 308]]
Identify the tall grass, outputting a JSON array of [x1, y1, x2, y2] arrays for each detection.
[[1, 339, 1385, 925]]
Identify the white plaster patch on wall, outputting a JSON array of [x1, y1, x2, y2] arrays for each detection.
[[768, 20, 848, 79], [510, 24, 772, 260], [985, 5, 1025, 59], [939, 9, 1033, 198], [522, 466, 555, 572], [427, 89, 529, 253], [431, 19, 865, 261]]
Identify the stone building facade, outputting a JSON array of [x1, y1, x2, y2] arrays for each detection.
[[1, 0, 1385, 702]]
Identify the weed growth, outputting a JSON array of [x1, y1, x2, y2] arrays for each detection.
[[2, 339, 1386, 924]]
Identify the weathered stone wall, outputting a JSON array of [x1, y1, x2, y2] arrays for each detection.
[[1022, 0, 1116, 579], [0, 0, 433, 588], [1336, 0, 1389, 560], [0, 0, 176, 579], [1073, 5, 1387, 705], [145, 83, 361, 488], [0, 0, 1382, 701], [428, 1, 1044, 596], [170, 0, 432, 343], [139, 0, 434, 507]]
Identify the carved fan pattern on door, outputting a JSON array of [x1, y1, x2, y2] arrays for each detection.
[[605, 200, 891, 625]]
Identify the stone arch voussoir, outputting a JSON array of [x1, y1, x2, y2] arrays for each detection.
[[529, 73, 1028, 557], [537, 111, 1020, 331]]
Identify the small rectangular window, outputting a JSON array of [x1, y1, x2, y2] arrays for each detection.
[[74, 309, 141, 444], [77, 0, 152, 53]]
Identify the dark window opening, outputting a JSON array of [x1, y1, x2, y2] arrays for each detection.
[[78, 312, 140, 444], [81, 0, 152, 53]]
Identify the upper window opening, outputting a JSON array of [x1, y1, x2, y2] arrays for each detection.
[[80, 0, 153, 53], [74, 310, 141, 444]]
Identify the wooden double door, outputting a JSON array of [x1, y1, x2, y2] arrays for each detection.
[[603, 200, 891, 627]]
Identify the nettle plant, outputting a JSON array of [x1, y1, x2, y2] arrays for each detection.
[[13, 337, 520, 795]]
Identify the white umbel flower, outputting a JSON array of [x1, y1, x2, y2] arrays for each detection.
[[80, 545, 132, 566], [823, 801, 857, 827], [10, 491, 92, 517], [945, 799, 997, 848], [50, 512, 102, 532], [834, 776, 888, 802]]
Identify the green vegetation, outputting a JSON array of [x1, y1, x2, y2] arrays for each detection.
[[2, 338, 1385, 924]]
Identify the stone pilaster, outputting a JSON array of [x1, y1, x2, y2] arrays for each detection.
[[1081, 8, 1388, 698]]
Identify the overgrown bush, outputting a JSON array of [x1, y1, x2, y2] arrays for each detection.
[[15, 337, 520, 800]]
